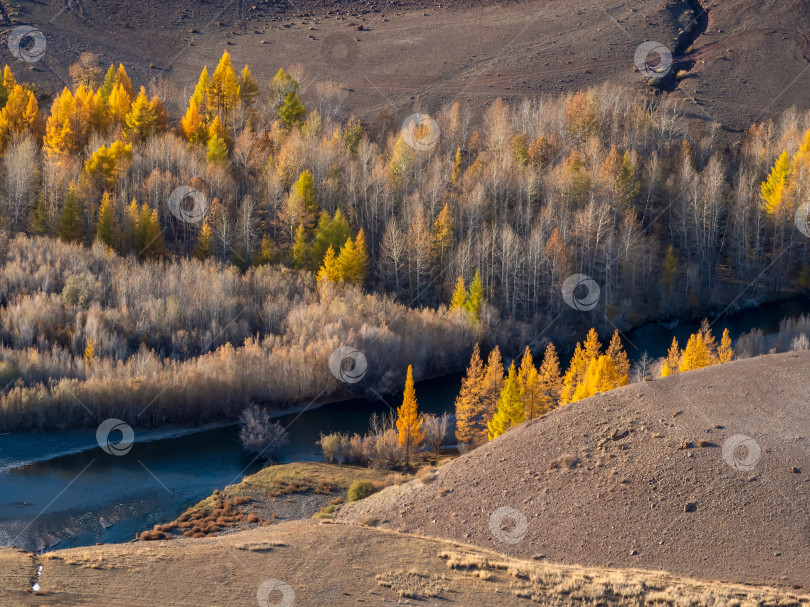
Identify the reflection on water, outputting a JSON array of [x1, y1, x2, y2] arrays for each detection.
[[0, 376, 460, 552], [1, 296, 808, 552]]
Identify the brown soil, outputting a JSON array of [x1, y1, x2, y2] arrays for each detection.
[[340, 350, 810, 589], [2, 519, 809, 606], [8, 0, 810, 132]]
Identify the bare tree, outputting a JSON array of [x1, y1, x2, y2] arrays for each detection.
[[4, 134, 37, 228], [423, 412, 452, 452], [239, 404, 289, 460]]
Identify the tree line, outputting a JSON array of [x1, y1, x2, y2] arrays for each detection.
[[0, 51, 807, 348]]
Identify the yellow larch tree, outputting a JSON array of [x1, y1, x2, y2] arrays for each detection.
[[0, 84, 42, 150], [717, 328, 733, 363], [538, 342, 563, 412], [84, 140, 133, 190], [88, 88, 110, 133], [113, 63, 133, 98], [454, 344, 487, 445], [108, 82, 132, 126], [583, 327, 602, 360], [560, 341, 588, 405], [572, 355, 618, 402], [660, 336, 680, 377], [316, 244, 339, 282], [396, 364, 424, 466], [679, 330, 713, 373], [761, 150, 792, 216], [124, 87, 159, 141], [84, 338, 96, 366], [450, 276, 467, 310], [606, 329, 630, 387], [335, 229, 369, 286], [481, 346, 504, 424], [207, 50, 239, 120], [517, 346, 543, 421], [181, 99, 206, 143], [487, 362, 523, 440]]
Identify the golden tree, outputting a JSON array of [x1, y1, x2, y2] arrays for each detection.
[[113, 63, 133, 98], [487, 362, 523, 440], [517, 346, 544, 420], [450, 276, 467, 310], [761, 150, 792, 216], [606, 329, 630, 386], [583, 328, 602, 360], [572, 355, 618, 402], [455, 344, 487, 444], [560, 341, 587, 404], [481, 346, 504, 423], [316, 245, 339, 282], [193, 222, 213, 260], [538, 342, 563, 411], [108, 82, 132, 126], [660, 336, 680, 377], [0, 84, 42, 150], [396, 364, 424, 466], [336, 229, 369, 286], [208, 51, 239, 119], [717, 328, 733, 363], [679, 331, 712, 372], [124, 87, 159, 141]]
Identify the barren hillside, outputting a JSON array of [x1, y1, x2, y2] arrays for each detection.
[[7, 0, 810, 130], [341, 351, 810, 589]]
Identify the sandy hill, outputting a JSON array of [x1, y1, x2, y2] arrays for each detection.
[[341, 351, 810, 589], [7, 0, 810, 131]]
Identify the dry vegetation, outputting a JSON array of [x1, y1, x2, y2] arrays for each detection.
[[0, 233, 475, 429], [4, 519, 807, 606], [438, 550, 810, 607], [146, 462, 398, 539]]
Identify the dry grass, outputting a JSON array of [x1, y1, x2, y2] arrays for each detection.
[[437, 550, 810, 607], [376, 569, 448, 598], [6, 521, 810, 606]]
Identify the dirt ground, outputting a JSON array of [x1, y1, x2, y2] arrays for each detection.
[[341, 350, 810, 589], [6, 0, 810, 131], [2, 519, 809, 606]]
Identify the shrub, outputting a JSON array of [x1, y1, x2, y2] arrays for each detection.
[[239, 404, 289, 460], [792, 333, 810, 351], [317, 432, 344, 463], [343, 433, 368, 466], [368, 428, 405, 470], [60, 273, 97, 307], [347, 479, 381, 502]]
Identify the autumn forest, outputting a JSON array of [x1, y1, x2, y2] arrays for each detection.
[[0, 48, 808, 430]]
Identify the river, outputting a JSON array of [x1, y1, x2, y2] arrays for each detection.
[[1, 296, 808, 552]]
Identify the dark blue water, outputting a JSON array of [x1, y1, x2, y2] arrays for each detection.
[[1, 296, 808, 552], [0, 376, 460, 551]]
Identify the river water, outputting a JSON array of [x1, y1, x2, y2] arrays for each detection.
[[1, 297, 808, 552]]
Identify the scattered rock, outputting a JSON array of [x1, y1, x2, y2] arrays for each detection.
[[611, 429, 629, 441], [684, 502, 697, 513]]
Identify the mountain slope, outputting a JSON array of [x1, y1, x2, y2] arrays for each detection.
[[11, 0, 810, 131], [341, 351, 810, 589]]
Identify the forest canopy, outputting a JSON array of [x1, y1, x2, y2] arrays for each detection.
[[0, 50, 809, 429]]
